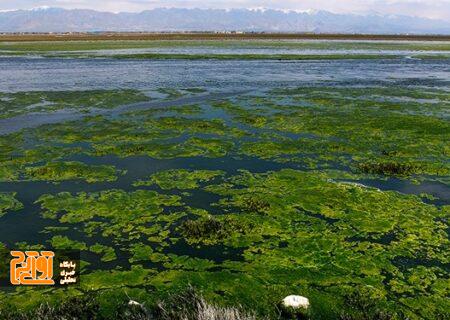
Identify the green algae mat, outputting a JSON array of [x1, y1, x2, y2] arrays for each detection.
[[0, 85, 449, 319]]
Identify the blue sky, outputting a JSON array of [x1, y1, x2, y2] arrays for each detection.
[[1, 0, 449, 20]]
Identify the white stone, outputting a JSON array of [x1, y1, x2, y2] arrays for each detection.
[[282, 295, 310, 309], [128, 300, 143, 307]]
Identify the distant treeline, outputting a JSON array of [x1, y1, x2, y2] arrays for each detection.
[[1, 32, 450, 42]]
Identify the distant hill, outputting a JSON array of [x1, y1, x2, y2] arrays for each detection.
[[1, 7, 449, 34]]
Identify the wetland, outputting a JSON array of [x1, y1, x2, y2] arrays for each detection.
[[0, 37, 449, 319]]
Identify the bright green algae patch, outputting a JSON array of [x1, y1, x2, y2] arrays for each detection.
[[33, 116, 240, 159], [0, 192, 23, 217], [0, 89, 150, 119], [25, 161, 125, 183], [90, 243, 117, 262], [0, 155, 125, 183], [134, 169, 225, 189], [37, 189, 183, 242]]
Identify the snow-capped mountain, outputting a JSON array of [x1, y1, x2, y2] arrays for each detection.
[[0, 7, 449, 34]]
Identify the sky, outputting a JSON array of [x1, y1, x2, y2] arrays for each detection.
[[1, 0, 449, 20]]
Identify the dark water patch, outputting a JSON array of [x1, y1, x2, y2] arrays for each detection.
[[278, 241, 289, 248], [355, 178, 450, 205], [391, 256, 449, 272], [346, 232, 397, 245], [164, 239, 245, 263], [0, 110, 81, 135], [179, 189, 223, 214], [0, 201, 54, 247]]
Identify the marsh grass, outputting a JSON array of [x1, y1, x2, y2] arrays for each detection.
[[241, 198, 271, 214], [355, 160, 423, 176], [339, 290, 394, 320], [180, 216, 253, 244]]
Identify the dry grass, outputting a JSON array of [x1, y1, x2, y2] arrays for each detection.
[[154, 286, 259, 320]]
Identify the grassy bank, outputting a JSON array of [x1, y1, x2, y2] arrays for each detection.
[[1, 39, 449, 53]]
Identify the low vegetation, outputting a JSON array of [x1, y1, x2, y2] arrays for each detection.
[[25, 161, 125, 183], [180, 215, 254, 244], [0, 192, 23, 217], [134, 169, 225, 189], [0, 89, 149, 119]]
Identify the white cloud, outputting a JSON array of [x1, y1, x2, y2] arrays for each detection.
[[0, 0, 449, 20]]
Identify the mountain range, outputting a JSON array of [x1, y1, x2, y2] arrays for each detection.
[[1, 7, 449, 34]]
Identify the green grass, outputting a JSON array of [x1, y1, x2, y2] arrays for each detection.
[[1, 39, 449, 52]]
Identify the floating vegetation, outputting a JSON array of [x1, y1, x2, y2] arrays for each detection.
[[92, 137, 235, 159], [180, 215, 254, 245], [129, 243, 155, 263], [25, 161, 125, 183], [354, 160, 437, 177], [134, 169, 225, 189], [49, 235, 87, 251], [0, 89, 150, 119], [183, 87, 207, 94], [37, 189, 183, 242], [0, 192, 23, 217], [89, 243, 117, 262]]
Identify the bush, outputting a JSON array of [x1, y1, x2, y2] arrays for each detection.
[[355, 161, 422, 176], [180, 215, 253, 244]]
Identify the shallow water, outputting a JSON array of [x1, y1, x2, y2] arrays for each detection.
[[36, 47, 450, 56], [0, 57, 449, 93], [0, 90, 247, 135]]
